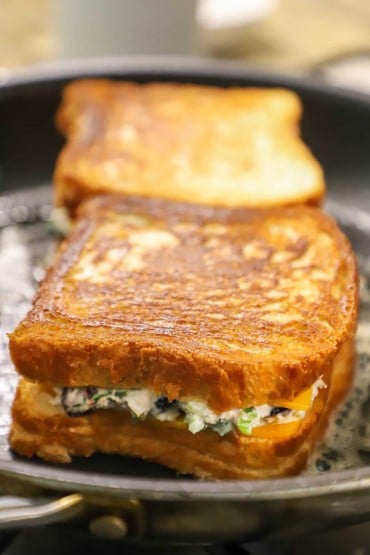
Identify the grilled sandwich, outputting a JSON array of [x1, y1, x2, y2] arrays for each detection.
[[9, 196, 358, 479], [54, 80, 325, 214]]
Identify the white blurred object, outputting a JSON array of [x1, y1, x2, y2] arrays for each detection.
[[198, 0, 278, 29], [317, 55, 370, 94], [197, 0, 278, 51], [54, 0, 197, 58]]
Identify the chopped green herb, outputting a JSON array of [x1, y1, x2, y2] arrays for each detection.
[[237, 408, 257, 436], [92, 394, 106, 402], [183, 402, 196, 414], [114, 391, 127, 398], [186, 414, 204, 434]]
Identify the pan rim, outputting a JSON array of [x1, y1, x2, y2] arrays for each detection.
[[1, 54, 370, 108], [0, 458, 370, 500]]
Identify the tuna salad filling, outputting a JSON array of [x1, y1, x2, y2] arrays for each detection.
[[59, 377, 326, 437]]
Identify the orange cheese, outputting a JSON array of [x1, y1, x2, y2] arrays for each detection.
[[274, 386, 313, 411], [251, 419, 302, 439]]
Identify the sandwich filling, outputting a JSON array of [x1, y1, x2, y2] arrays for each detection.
[[59, 377, 326, 438]]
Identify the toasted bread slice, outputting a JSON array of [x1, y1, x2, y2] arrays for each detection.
[[9, 196, 358, 412], [9, 339, 354, 479], [54, 80, 325, 214]]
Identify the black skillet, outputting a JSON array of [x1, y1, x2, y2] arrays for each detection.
[[0, 57, 370, 544]]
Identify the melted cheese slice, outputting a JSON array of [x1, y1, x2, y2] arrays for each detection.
[[251, 419, 302, 439], [274, 385, 313, 411], [251, 385, 318, 438]]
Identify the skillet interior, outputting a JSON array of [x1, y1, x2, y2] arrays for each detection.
[[1, 58, 370, 502]]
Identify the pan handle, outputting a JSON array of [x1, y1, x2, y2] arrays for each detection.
[[0, 493, 144, 539], [0, 489, 369, 542], [0, 494, 84, 530]]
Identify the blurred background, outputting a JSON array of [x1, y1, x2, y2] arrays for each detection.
[[1, 0, 370, 91]]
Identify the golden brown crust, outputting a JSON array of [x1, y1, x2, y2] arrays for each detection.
[[9, 196, 358, 411], [54, 80, 325, 214], [9, 340, 354, 479]]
